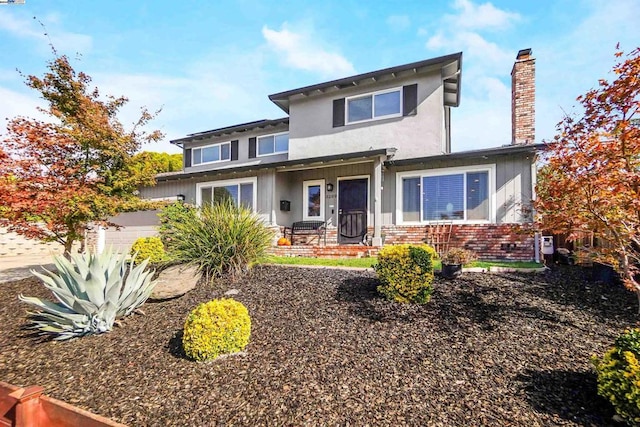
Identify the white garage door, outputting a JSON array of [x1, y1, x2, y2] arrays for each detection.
[[103, 210, 161, 253]]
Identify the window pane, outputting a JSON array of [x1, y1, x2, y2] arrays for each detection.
[[214, 185, 238, 205], [275, 134, 289, 152], [467, 172, 489, 220], [202, 146, 220, 163], [201, 187, 212, 205], [423, 174, 464, 221], [348, 96, 373, 122], [402, 177, 420, 222], [221, 143, 230, 160], [258, 136, 274, 155], [307, 185, 321, 217], [193, 148, 202, 165], [374, 90, 401, 117], [240, 183, 253, 209]]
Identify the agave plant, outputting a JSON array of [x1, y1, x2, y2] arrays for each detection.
[[19, 247, 157, 340]]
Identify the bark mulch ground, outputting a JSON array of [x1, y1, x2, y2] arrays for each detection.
[[0, 265, 637, 426]]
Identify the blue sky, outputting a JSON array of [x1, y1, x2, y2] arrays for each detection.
[[1, 0, 638, 154]]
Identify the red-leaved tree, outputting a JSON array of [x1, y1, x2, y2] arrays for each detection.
[[535, 46, 640, 308], [0, 53, 163, 255]]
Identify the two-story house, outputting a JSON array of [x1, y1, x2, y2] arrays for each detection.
[[137, 49, 540, 260]]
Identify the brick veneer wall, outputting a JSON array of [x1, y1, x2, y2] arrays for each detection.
[[273, 223, 535, 261], [383, 224, 535, 261]]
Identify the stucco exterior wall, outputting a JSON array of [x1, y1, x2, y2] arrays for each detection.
[[287, 72, 445, 161]]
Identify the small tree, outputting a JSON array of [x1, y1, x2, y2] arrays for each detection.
[[535, 46, 640, 308], [0, 52, 163, 255]]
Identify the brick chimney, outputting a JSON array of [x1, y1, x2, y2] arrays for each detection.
[[511, 48, 535, 145]]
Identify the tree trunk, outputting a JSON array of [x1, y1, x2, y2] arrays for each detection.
[[63, 238, 75, 260]]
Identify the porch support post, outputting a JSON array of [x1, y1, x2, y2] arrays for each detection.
[[372, 155, 384, 246], [271, 171, 277, 225]]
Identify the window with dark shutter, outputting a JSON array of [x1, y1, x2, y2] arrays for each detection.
[[333, 98, 345, 127], [231, 140, 239, 161], [184, 148, 192, 168], [403, 84, 418, 116], [248, 137, 257, 158]]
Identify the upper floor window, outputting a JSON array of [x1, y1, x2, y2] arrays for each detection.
[[347, 88, 402, 124], [258, 132, 289, 156], [193, 142, 231, 165]]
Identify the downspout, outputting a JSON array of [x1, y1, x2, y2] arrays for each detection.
[[531, 155, 540, 263]]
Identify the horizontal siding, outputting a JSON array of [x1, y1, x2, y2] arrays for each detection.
[[182, 123, 289, 174]]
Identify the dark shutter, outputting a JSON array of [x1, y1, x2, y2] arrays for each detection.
[[403, 84, 418, 116], [231, 140, 239, 161], [184, 148, 192, 168], [333, 98, 345, 127], [249, 137, 257, 158]]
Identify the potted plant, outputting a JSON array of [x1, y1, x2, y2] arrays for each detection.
[[440, 248, 476, 279]]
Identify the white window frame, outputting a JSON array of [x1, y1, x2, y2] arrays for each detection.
[[395, 165, 496, 225], [192, 142, 231, 166], [346, 87, 403, 125], [303, 179, 325, 221], [257, 132, 289, 157], [195, 177, 258, 211]]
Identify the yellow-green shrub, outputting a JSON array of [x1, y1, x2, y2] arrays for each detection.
[[374, 244, 438, 304], [592, 328, 640, 424], [182, 299, 251, 361], [130, 236, 167, 264]]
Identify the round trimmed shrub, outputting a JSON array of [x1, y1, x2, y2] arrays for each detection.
[[592, 328, 640, 424], [374, 244, 438, 304], [130, 236, 167, 264], [182, 299, 251, 361]]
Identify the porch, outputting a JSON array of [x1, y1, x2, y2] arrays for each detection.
[[268, 244, 380, 259], [271, 223, 537, 261]]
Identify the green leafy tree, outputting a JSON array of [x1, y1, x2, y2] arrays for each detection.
[[0, 52, 163, 255], [535, 46, 640, 308], [131, 151, 183, 175]]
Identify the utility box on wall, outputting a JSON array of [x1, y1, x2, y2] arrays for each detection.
[[541, 236, 554, 255], [280, 200, 291, 212]]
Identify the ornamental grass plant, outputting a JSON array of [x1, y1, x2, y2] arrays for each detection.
[[162, 199, 274, 281]]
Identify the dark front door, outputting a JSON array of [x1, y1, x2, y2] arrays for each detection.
[[338, 178, 368, 244]]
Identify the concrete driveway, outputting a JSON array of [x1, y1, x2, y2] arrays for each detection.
[[0, 254, 56, 284]]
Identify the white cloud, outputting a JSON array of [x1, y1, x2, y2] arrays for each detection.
[[0, 12, 92, 55], [262, 24, 355, 78], [447, 0, 520, 31], [386, 15, 411, 31], [419, 1, 523, 150]]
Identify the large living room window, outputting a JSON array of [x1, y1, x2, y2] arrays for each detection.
[[192, 142, 231, 165], [347, 88, 401, 124], [258, 132, 289, 156], [397, 166, 494, 223], [196, 177, 257, 210]]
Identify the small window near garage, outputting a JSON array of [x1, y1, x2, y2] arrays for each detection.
[[303, 179, 325, 221], [258, 133, 289, 156], [347, 88, 401, 124], [196, 177, 257, 211]]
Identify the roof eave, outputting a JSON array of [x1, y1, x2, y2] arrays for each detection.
[[268, 52, 463, 113]]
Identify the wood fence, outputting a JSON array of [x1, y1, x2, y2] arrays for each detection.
[[0, 382, 126, 427]]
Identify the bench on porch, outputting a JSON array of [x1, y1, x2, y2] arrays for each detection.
[[284, 220, 327, 246]]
